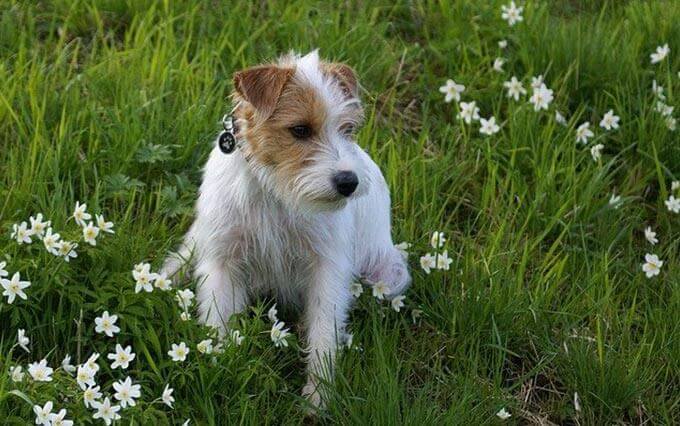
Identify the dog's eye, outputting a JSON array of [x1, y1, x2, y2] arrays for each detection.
[[341, 124, 356, 137], [289, 125, 313, 139]]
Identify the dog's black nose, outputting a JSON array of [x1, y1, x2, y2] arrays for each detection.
[[333, 171, 359, 197]]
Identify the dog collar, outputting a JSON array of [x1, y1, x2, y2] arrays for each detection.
[[218, 113, 239, 154]]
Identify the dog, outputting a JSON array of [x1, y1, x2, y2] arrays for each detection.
[[162, 50, 410, 407]]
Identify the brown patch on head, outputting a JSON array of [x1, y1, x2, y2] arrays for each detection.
[[321, 62, 358, 99], [233, 65, 294, 119]]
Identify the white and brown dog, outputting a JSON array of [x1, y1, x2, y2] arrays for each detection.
[[162, 50, 410, 407]]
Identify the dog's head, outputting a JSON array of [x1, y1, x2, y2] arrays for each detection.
[[232, 50, 368, 212]]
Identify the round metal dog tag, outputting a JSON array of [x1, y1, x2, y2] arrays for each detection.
[[218, 130, 236, 154]]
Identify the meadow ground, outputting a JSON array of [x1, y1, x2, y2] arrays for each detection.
[[1, 1, 679, 424]]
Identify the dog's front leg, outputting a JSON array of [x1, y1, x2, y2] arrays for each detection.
[[195, 258, 248, 335], [302, 260, 352, 408]]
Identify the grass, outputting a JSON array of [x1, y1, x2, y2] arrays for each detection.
[[0, 0, 679, 424]]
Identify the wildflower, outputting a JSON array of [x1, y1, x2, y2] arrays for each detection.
[[49, 409, 73, 426], [395, 241, 411, 259], [430, 231, 446, 248], [133, 262, 148, 273], [503, 76, 526, 101], [1, 272, 31, 304], [496, 407, 512, 420], [10, 365, 25, 382], [666, 195, 680, 213], [197, 339, 214, 354], [76, 365, 96, 390], [17, 329, 30, 352], [11, 222, 33, 244], [479, 116, 501, 135], [270, 321, 290, 348], [350, 282, 363, 298], [83, 385, 102, 409], [61, 355, 76, 375], [42, 228, 61, 254], [372, 281, 389, 300], [574, 392, 581, 413], [529, 84, 554, 111], [0, 261, 6, 278], [180, 311, 191, 321], [230, 329, 245, 346], [83, 222, 100, 246], [437, 250, 453, 270], [113, 376, 141, 408], [162, 384, 175, 408], [344, 332, 354, 349], [493, 57, 505, 72], [530, 75, 544, 90], [33, 401, 54, 426], [590, 144, 604, 162], [267, 304, 278, 322], [108, 344, 136, 370], [411, 309, 423, 323], [644, 227, 658, 245], [458, 101, 480, 124], [599, 110, 620, 130], [609, 193, 622, 209], [642, 254, 663, 278], [133, 263, 157, 293], [438, 79, 465, 103], [154, 273, 172, 291], [55, 240, 78, 262], [72, 201, 91, 227], [94, 311, 120, 337], [168, 342, 190, 362], [29, 213, 50, 237], [501, 1, 523, 26], [420, 253, 436, 274], [176, 289, 195, 310], [498, 39, 508, 49], [671, 181, 679, 191], [656, 101, 673, 117], [652, 80, 665, 100], [28, 359, 53, 382], [650, 43, 670, 64], [391, 295, 405, 312], [666, 117, 677, 131], [96, 214, 115, 234], [575, 122, 594, 144], [555, 111, 567, 125], [91, 397, 121, 425], [85, 352, 101, 373]]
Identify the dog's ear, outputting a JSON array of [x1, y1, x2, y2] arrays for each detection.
[[233, 65, 293, 119], [324, 63, 359, 98]]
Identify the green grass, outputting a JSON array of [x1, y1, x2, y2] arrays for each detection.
[[1, 0, 679, 424]]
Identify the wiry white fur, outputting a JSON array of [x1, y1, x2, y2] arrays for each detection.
[[162, 51, 410, 408]]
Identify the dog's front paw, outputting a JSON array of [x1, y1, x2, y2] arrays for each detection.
[[366, 249, 411, 298], [302, 379, 325, 411]]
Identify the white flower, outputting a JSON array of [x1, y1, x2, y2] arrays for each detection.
[[33, 401, 54, 426], [411, 309, 423, 323], [92, 397, 121, 425], [72, 201, 91, 227], [493, 57, 505, 72], [644, 227, 658, 245], [0, 261, 6, 278], [496, 407, 512, 420], [28, 359, 53, 382], [656, 101, 674, 117], [133, 262, 148, 273], [83, 385, 102, 409], [267, 304, 278, 322], [480, 116, 501, 135], [42, 228, 61, 255], [9, 365, 25, 382], [61, 355, 76, 374], [530, 75, 544, 90], [555, 111, 567, 125], [76, 365, 96, 390], [458, 101, 480, 124], [29, 213, 50, 237], [113, 376, 141, 408], [642, 253, 663, 278], [175, 288, 195, 310], [182, 421, 190, 426], [671, 181, 680, 191], [372, 281, 389, 300], [343, 332, 354, 349], [96, 214, 115, 234], [180, 311, 191, 321], [430, 231, 446, 248], [11, 222, 33, 244], [350, 282, 364, 298], [154, 273, 172, 291], [438, 79, 465, 103], [391, 295, 405, 312], [230, 329, 245, 346], [529, 84, 554, 111], [55, 240, 78, 262], [1, 272, 31, 304], [82, 222, 100, 246], [501, 1, 523, 26], [503, 76, 526, 101], [133, 263, 158, 293], [437, 250, 453, 270], [162, 384, 175, 408], [85, 352, 101, 373], [590, 144, 604, 162], [599, 110, 620, 130], [498, 39, 508, 49], [168, 342, 190, 361], [666, 117, 677, 131], [575, 122, 594, 144], [609, 193, 622, 208], [49, 409, 73, 426], [394, 241, 411, 259], [17, 329, 30, 352], [95, 311, 120, 337], [665, 195, 680, 213], [108, 344, 136, 369], [420, 253, 436, 274], [652, 80, 665, 100], [650, 43, 670, 64], [573, 392, 581, 413], [270, 321, 291, 348], [197, 339, 214, 354]]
